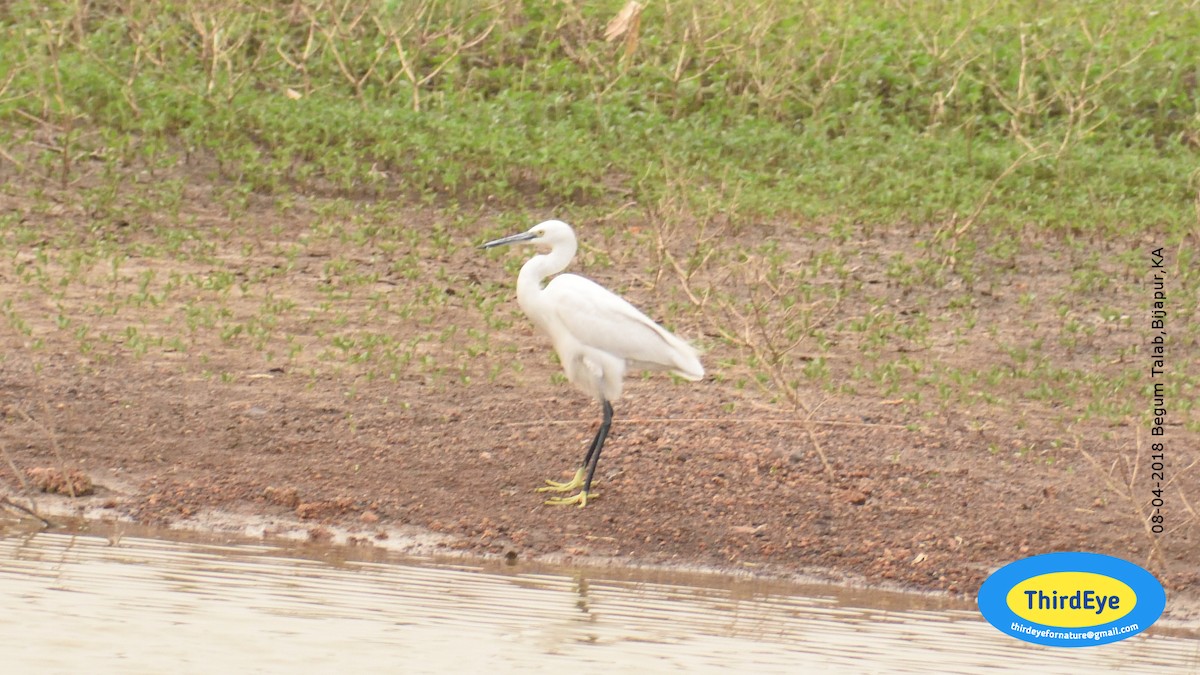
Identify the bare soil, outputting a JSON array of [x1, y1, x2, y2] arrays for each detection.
[[1, 171, 1196, 622]]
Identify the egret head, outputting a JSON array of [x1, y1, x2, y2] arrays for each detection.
[[481, 220, 575, 251]]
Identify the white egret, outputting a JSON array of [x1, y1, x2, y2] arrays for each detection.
[[482, 220, 703, 507]]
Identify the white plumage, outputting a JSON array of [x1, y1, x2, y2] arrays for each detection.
[[482, 219, 703, 507]]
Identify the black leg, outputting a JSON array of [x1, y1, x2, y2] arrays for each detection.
[[579, 407, 606, 469], [582, 400, 613, 494]]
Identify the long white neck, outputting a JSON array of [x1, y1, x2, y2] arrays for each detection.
[[516, 239, 576, 327]]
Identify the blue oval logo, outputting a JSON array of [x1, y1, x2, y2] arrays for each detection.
[[978, 552, 1165, 647]]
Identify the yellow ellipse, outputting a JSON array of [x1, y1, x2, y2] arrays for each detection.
[[1007, 571, 1136, 627]]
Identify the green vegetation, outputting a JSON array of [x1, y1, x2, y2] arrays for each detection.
[[1, 0, 1197, 441], [2, 0, 1197, 229]]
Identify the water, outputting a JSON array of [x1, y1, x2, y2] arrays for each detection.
[[0, 522, 1196, 674]]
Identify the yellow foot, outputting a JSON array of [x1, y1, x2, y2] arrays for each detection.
[[535, 467, 587, 494], [543, 490, 596, 508]]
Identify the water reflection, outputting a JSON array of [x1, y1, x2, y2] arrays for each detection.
[[0, 522, 1195, 673]]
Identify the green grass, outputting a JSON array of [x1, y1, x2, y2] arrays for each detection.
[[1, 0, 1197, 231], [0, 0, 1197, 436]]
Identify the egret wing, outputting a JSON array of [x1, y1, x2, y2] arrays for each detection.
[[544, 274, 703, 379]]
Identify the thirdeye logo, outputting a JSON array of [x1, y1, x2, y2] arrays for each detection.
[[978, 552, 1166, 647]]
